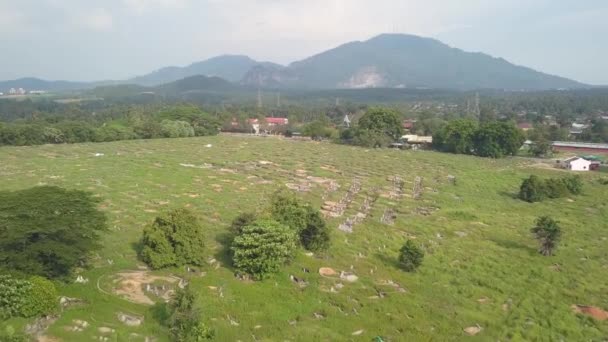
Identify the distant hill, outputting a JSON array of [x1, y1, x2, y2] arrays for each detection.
[[157, 75, 239, 93], [241, 34, 587, 90], [0, 77, 90, 93], [130, 55, 282, 86]]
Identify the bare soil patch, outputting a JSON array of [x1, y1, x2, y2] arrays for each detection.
[[110, 271, 180, 305]]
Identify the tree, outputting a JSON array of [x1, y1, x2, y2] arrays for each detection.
[[432, 119, 477, 154], [231, 219, 297, 280], [398, 240, 424, 272], [531, 216, 562, 256], [519, 175, 546, 202], [530, 138, 552, 157], [562, 175, 583, 195], [354, 107, 403, 147], [543, 178, 569, 199], [473, 122, 525, 158], [300, 207, 331, 252], [141, 209, 206, 269], [0, 186, 107, 279], [167, 286, 214, 341], [269, 191, 330, 251], [160, 120, 195, 138]]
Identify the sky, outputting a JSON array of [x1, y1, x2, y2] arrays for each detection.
[[1, 0, 607, 84]]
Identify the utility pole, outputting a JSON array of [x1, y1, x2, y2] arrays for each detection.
[[474, 92, 480, 117], [257, 88, 262, 109], [276, 92, 281, 107]]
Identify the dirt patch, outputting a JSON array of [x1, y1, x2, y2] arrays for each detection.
[[572, 304, 608, 320], [111, 271, 180, 305], [319, 267, 337, 277]]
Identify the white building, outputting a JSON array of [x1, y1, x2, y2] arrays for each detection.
[[562, 157, 592, 171]]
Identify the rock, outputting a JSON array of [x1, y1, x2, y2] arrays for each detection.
[[455, 231, 467, 238], [75, 275, 89, 284], [463, 325, 482, 336], [117, 312, 143, 326], [98, 327, 115, 334], [352, 329, 364, 336], [340, 271, 358, 283], [319, 267, 337, 277]]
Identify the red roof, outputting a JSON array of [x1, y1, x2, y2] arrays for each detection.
[[265, 117, 289, 125], [518, 122, 533, 129], [403, 120, 415, 129]]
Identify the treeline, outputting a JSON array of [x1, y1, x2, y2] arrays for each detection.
[[0, 105, 221, 146]]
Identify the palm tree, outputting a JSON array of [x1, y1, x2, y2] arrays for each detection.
[[531, 216, 562, 256]]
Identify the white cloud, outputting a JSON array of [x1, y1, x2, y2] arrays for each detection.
[[76, 8, 113, 31], [123, 0, 191, 13]]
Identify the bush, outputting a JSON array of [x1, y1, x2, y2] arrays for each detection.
[[230, 212, 257, 236], [398, 240, 424, 272], [167, 286, 214, 341], [543, 178, 569, 199], [141, 209, 206, 269], [0, 275, 57, 319], [0, 186, 107, 278], [562, 175, 583, 195], [0, 326, 27, 342], [269, 191, 330, 251], [519, 175, 546, 203], [231, 219, 297, 280], [531, 216, 562, 256], [160, 120, 195, 138], [300, 207, 331, 252]]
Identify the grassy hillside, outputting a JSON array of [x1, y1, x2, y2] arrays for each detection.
[[0, 135, 607, 341]]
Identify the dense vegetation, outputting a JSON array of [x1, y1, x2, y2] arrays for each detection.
[[141, 209, 206, 269], [0, 186, 107, 279], [519, 175, 583, 202], [0, 275, 58, 319]]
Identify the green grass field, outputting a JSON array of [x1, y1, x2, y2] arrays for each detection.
[[1, 135, 607, 341]]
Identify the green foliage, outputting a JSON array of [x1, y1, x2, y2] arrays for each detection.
[[0, 275, 57, 319], [473, 121, 525, 158], [230, 212, 256, 236], [531, 216, 562, 256], [0, 325, 27, 342], [398, 240, 424, 272], [160, 120, 195, 138], [519, 175, 546, 203], [300, 207, 331, 252], [0, 186, 107, 279], [231, 219, 297, 280], [141, 209, 206, 269], [562, 175, 583, 195], [167, 286, 214, 341], [21, 276, 58, 318], [94, 124, 136, 142], [543, 178, 569, 199], [302, 120, 337, 140], [433, 119, 477, 154], [530, 138, 552, 157], [269, 191, 330, 251], [519, 175, 584, 202], [353, 107, 403, 147]]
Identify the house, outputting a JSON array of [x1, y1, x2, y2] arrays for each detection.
[[264, 117, 289, 126], [517, 122, 533, 131], [402, 135, 433, 144], [402, 120, 415, 131], [561, 157, 592, 171]]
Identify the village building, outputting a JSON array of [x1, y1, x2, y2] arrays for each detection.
[[552, 141, 608, 154], [560, 157, 592, 171]]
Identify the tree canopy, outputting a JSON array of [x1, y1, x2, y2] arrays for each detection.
[[0, 186, 107, 279], [141, 208, 206, 269]]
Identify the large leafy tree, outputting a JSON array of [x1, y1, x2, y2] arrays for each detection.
[[354, 107, 403, 147], [141, 209, 206, 269], [0, 186, 107, 279], [531, 216, 562, 256], [432, 119, 478, 154], [473, 121, 525, 158], [231, 219, 297, 280]]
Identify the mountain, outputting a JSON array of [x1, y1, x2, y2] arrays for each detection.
[[0, 77, 90, 93], [242, 34, 586, 90], [130, 55, 282, 86], [157, 75, 239, 93]]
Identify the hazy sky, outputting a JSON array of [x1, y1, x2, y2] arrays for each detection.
[[1, 0, 606, 84]]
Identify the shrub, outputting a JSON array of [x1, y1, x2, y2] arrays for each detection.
[[141, 209, 206, 269], [167, 286, 214, 341], [300, 207, 331, 252], [269, 191, 330, 251], [231, 219, 297, 280], [543, 178, 569, 199], [160, 120, 195, 138], [398, 240, 424, 272], [229, 212, 256, 236], [519, 175, 546, 202], [562, 175, 583, 195], [531, 216, 562, 256], [0, 275, 57, 319], [0, 186, 107, 279]]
